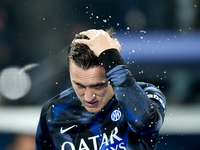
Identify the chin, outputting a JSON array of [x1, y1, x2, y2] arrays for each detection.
[[86, 107, 101, 114]]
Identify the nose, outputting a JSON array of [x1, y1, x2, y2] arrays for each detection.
[[84, 88, 95, 102]]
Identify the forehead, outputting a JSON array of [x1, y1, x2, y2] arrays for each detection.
[[69, 61, 106, 83]]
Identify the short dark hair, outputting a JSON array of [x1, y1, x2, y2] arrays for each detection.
[[67, 28, 114, 70]]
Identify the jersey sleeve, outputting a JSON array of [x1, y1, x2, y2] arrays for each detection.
[[99, 49, 166, 136]]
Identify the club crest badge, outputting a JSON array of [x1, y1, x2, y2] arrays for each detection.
[[111, 109, 122, 122]]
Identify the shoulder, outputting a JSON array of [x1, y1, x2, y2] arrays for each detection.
[[60, 87, 76, 98], [137, 82, 165, 95], [41, 87, 79, 116]]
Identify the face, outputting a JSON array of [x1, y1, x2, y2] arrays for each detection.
[[69, 61, 114, 113]]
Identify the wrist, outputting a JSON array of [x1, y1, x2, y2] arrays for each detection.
[[99, 49, 125, 73]]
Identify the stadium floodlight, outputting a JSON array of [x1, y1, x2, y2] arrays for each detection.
[[0, 64, 38, 100]]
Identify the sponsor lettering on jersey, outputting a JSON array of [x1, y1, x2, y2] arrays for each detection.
[[147, 94, 166, 111], [61, 127, 126, 150]]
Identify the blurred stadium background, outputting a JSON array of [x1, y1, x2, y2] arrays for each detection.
[[0, 0, 200, 149]]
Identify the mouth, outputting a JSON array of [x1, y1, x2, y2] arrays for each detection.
[[84, 101, 99, 108]]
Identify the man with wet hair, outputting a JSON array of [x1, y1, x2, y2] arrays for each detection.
[[35, 28, 166, 150]]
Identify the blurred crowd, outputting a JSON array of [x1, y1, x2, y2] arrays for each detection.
[[0, 134, 35, 150]]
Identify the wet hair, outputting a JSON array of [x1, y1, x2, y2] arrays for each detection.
[[67, 28, 114, 70]]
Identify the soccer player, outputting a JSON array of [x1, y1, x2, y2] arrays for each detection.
[[35, 28, 166, 150]]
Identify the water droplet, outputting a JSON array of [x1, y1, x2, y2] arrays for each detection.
[[103, 20, 107, 23], [140, 30, 146, 33]]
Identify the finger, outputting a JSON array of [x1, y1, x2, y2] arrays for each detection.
[[115, 39, 120, 45], [98, 29, 108, 35], [79, 29, 97, 38], [75, 39, 89, 45], [118, 45, 122, 52], [114, 38, 122, 52]]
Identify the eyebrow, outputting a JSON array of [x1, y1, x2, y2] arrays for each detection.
[[73, 80, 107, 88]]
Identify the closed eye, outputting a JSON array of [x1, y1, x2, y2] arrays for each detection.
[[75, 82, 85, 89], [73, 81, 107, 89], [91, 82, 107, 89]]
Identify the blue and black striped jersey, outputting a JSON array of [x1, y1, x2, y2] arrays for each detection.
[[35, 49, 166, 150]]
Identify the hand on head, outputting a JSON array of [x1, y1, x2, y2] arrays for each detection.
[[75, 29, 121, 57]]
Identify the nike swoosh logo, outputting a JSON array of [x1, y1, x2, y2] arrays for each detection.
[[60, 125, 77, 134]]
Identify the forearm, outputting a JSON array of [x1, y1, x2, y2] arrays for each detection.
[[99, 49, 166, 135], [99, 48, 151, 113]]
